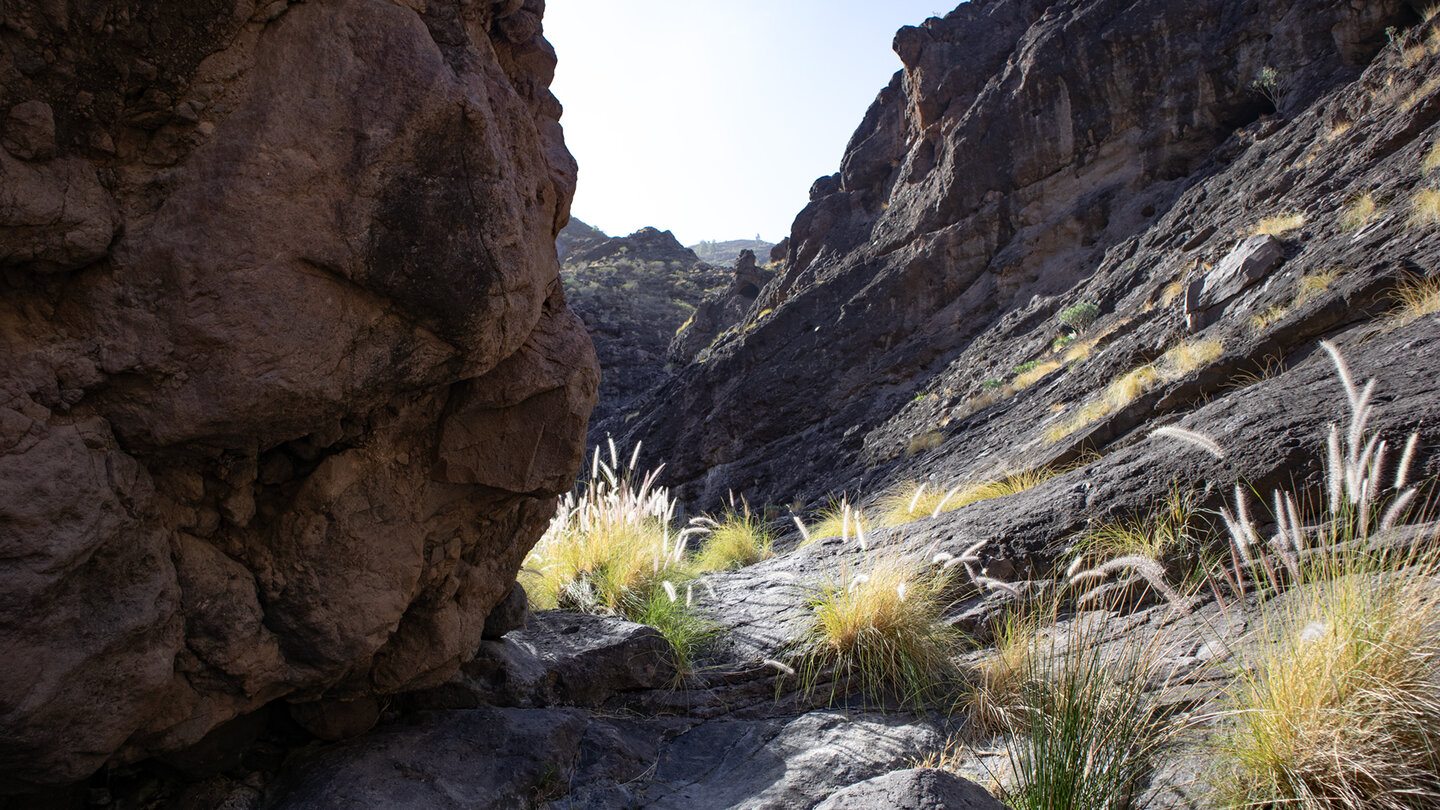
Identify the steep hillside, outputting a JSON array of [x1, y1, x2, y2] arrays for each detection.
[[605, 0, 1438, 515], [559, 227, 729, 426]]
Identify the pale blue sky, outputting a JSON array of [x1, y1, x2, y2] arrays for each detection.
[[545, 1, 955, 246]]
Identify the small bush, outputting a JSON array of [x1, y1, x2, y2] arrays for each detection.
[[1251, 65, 1290, 111], [1052, 333, 1077, 353], [791, 556, 961, 705], [982, 378, 1005, 390], [1057, 302, 1101, 333]]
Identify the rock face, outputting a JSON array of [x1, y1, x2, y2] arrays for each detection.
[[603, 0, 1419, 511], [0, 0, 596, 790], [668, 249, 778, 365]]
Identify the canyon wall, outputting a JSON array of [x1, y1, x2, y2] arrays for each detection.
[[605, 0, 1415, 510]]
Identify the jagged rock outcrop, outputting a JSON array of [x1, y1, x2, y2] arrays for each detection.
[[559, 226, 729, 428], [604, 0, 1423, 511], [668, 249, 778, 365], [0, 0, 595, 791], [556, 216, 608, 260]]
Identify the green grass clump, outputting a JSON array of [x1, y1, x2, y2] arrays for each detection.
[[693, 503, 775, 571], [790, 556, 960, 705], [999, 606, 1181, 810]]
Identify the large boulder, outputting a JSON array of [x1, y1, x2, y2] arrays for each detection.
[[0, 0, 596, 790]]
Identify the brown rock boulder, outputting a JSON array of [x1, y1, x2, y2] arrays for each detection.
[[0, 0, 595, 790]]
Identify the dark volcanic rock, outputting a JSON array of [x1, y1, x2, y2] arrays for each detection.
[[0, 0, 595, 790], [668, 250, 780, 365], [603, 0, 1418, 513], [816, 768, 1006, 810]]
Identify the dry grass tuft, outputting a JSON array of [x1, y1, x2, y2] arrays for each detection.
[[906, 430, 945, 455], [1389, 274, 1440, 327], [806, 498, 869, 545], [791, 556, 961, 705], [693, 502, 775, 572], [879, 469, 1055, 527], [1339, 194, 1377, 232], [1296, 268, 1342, 306], [1222, 569, 1440, 809], [1013, 360, 1063, 389], [1047, 339, 1223, 442], [1410, 188, 1440, 227], [1426, 142, 1440, 174], [1253, 212, 1307, 237], [1159, 280, 1188, 307], [1249, 304, 1289, 333]]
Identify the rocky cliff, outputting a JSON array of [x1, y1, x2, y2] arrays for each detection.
[[0, 0, 595, 791], [604, 0, 1434, 513]]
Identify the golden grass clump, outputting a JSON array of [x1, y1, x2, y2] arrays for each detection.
[[1013, 360, 1063, 389], [1047, 339, 1223, 443], [806, 498, 869, 545], [791, 556, 961, 704], [964, 609, 1040, 734], [1074, 486, 1200, 563], [1252, 212, 1306, 237], [1295, 268, 1342, 306], [1426, 141, 1440, 174], [1389, 274, 1440, 327], [1410, 187, 1440, 227], [1339, 194, 1377, 232], [1158, 280, 1187, 307], [1249, 304, 1289, 333], [906, 430, 944, 455], [878, 469, 1056, 527], [693, 503, 775, 572], [524, 446, 693, 614], [1222, 569, 1440, 809], [1155, 339, 1440, 808]]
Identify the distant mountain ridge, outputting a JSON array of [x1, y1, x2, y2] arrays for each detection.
[[689, 237, 777, 267]]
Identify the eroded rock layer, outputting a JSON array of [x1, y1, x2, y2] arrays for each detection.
[[0, 0, 596, 789]]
